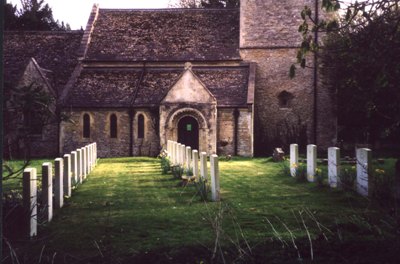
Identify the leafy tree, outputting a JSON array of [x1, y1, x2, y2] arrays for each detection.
[[4, 81, 55, 160], [294, 0, 400, 146], [4, 2, 19, 30], [4, 0, 70, 30]]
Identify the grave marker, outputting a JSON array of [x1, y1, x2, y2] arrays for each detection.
[[54, 158, 64, 209], [77, 149, 82, 184], [193, 150, 199, 178], [42, 162, 53, 222], [186, 146, 192, 170], [290, 144, 298, 177], [307, 144, 317, 182], [63, 154, 72, 197], [356, 148, 371, 197], [23, 168, 37, 237], [71, 151, 78, 185], [328, 147, 340, 188], [82, 147, 87, 179]]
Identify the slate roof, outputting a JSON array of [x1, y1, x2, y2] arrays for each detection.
[[85, 8, 240, 61], [3, 31, 83, 95], [65, 67, 249, 107]]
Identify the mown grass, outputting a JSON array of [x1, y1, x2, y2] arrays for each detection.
[[3, 157, 399, 263]]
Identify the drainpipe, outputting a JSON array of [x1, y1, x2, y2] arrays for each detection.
[[234, 108, 240, 156], [313, 0, 319, 144]]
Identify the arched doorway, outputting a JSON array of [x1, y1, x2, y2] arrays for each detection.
[[178, 116, 199, 150]]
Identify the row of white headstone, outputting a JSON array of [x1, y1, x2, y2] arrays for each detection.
[[23, 142, 98, 237], [166, 140, 220, 202], [289, 144, 371, 197]]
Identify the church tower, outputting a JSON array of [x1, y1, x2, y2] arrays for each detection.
[[240, 0, 336, 154]]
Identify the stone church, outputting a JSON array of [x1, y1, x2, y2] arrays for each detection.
[[3, 0, 336, 158]]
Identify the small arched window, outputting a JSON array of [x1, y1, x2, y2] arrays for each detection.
[[83, 114, 90, 138], [278, 91, 294, 108], [110, 114, 117, 138], [138, 114, 144, 139]]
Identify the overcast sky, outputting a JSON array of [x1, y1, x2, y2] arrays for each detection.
[[7, 0, 177, 29]]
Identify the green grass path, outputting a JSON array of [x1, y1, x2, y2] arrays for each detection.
[[25, 157, 397, 263]]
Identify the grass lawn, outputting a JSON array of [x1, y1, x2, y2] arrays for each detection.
[[3, 157, 399, 263]]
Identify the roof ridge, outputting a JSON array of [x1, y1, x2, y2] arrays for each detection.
[[99, 8, 239, 12]]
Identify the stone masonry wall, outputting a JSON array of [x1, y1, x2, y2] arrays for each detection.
[[217, 109, 235, 155], [241, 0, 335, 155], [237, 109, 253, 157], [241, 49, 314, 155], [132, 109, 160, 157], [60, 109, 131, 157]]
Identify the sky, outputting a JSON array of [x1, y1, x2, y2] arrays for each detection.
[[7, 0, 178, 29]]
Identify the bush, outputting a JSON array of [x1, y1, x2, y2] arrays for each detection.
[[293, 162, 307, 182], [371, 168, 394, 204], [171, 165, 184, 179], [160, 156, 171, 174], [194, 176, 208, 201], [315, 168, 325, 187], [339, 167, 356, 191]]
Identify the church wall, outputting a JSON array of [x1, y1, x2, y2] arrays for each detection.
[[240, 0, 336, 155], [241, 49, 314, 155], [237, 108, 253, 157], [217, 108, 253, 157], [160, 103, 217, 154], [217, 108, 235, 155], [60, 109, 131, 157], [132, 109, 160, 157]]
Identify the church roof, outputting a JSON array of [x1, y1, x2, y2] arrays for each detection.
[[3, 31, 83, 94], [64, 66, 249, 108], [85, 8, 240, 62]]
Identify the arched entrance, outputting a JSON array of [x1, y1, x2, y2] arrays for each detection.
[[178, 116, 199, 150]]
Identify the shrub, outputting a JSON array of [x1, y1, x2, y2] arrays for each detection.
[[160, 156, 171, 174], [293, 162, 307, 182], [171, 165, 184, 179], [315, 168, 325, 187], [194, 176, 208, 201], [371, 168, 394, 204], [339, 167, 356, 191]]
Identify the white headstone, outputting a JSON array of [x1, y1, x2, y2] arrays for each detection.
[[77, 149, 82, 184], [54, 158, 64, 209], [328, 147, 340, 188], [290, 144, 299, 177], [94, 142, 97, 165], [186, 146, 192, 170], [356, 148, 371, 197], [91, 143, 95, 168], [200, 152, 208, 180], [86, 145, 91, 173], [42, 162, 53, 222], [210, 154, 220, 202], [63, 154, 72, 197], [173, 142, 177, 165], [193, 150, 199, 178], [181, 144, 186, 166], [71, 151, 78, 185], [23, 168, 37, 237], [307, 144, 317, 182], [177, 143, 181, 165], [82, 147, 87, 179]]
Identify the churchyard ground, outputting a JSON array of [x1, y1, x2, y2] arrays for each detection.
[[2, 157, 399, 263]]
